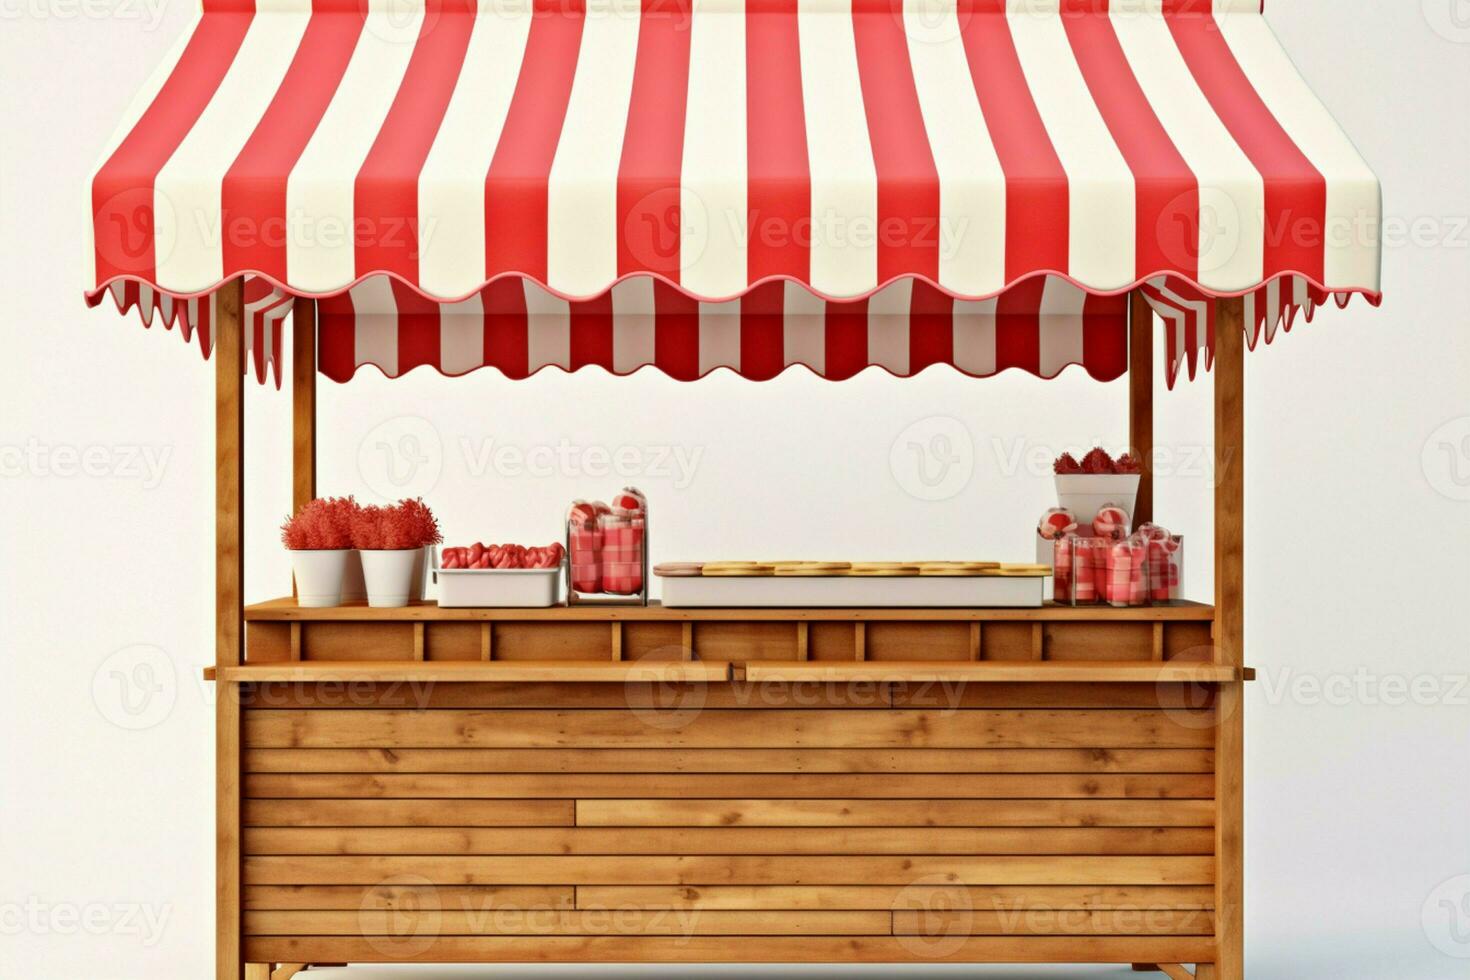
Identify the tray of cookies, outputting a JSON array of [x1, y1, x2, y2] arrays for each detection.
[[655, 561, 1048, 608]]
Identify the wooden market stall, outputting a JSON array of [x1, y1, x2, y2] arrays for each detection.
[[87, 2, 1381, 979]]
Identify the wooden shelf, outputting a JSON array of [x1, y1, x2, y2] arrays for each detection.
[[215, 660, 733, 684], [743, 660, 1251, 684], [244, 598, 1215, 623]]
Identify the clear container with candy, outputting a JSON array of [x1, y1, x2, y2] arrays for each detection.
[[1101, 535, 1150, 607], [1054, 535, 1111, 606], [1136, 523, 1184, 603], [566, 489, 648, 604]]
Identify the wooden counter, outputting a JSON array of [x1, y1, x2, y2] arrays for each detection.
[[226, 598, 1232, 973]]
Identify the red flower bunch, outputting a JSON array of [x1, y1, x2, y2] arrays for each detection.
[[281, 497, 358, 551], [1054, 452, 1083, 475], [351, 498, 443, 551], [1054, 448, 1142, 476]]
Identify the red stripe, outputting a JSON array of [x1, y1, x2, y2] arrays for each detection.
[[1080, 290, 1128, 382], [222, 0, 363, 283], [908, 280, 953, 372], [746, 0, 810, 285], [852, 0, 941, 284], [1164, 7, 1326, 282], [993, 276, 1044, 374], [740, 281, 786, 380], [1061, 5, 1198, 281], [390, 279, 442, 373], [481, 278, 530, 379], [355, 1, 477, 283], [92, 6, 255, 286], [317, 291, 357, 382], [824, 298, 868, 381], [569, 292, 615, 371], [617, 0, 693, 281], [653, 280, 700, 381], [956, 3, 1068, 282], [484, 4, 585, 283]]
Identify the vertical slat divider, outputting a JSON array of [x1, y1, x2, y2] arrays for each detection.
[[1153, 622, 1165, 661], [969, 622, 983, 661], [796, 622, 809, 661], [289, 623, 302, 662], [1031, 623, 1045, 660], [854, 623, 866, 661], [480, 623, 493, 661], [412, 623, 425, 661], [611, 622, 623, 661], [681, 622, 694, 661]]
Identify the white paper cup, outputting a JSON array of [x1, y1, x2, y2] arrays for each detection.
[[290, 549, 350, 608]]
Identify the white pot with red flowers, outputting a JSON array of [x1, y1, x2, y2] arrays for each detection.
[[1054, 448, 1142, 526], [351, 498, 443, 608], [281, 497, 358, 608]]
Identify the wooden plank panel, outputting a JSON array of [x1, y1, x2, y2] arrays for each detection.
[[694, 622, 797, 661], [746, 662, 1238, 684], [243, 773, 1216, 800], [245, 623, 291, 665], [576, 799, 1214, 828], [892, 908, 1212, 936], [243, 709, 1216, 749], [1041, 623, 1153, 662], [424, 623, 482, 662], [245, 885, 570, 911], [623, 622, 686, 662], [890, 682, 1218, 711], [245, 935, 1217, 964], [227, 661, 731, 685], [244, 799, 575, 828], [301, 622, 413, 661], [243, 855, 1216, 886], [492, 623, 610, 661], [579, 884, 1215, 911], [240, 681, 893, 710], [864, 622, 971, 661], [243, 827, 1215, 856], [243, 747, 1216, 775], [246, 909, 890, 937]]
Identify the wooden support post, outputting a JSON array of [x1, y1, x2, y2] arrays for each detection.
[[291, 299, 316, 513], [1129, 291, 1155, 526], [1213, 296, 1246, 980], [215, 279, 245, 980]]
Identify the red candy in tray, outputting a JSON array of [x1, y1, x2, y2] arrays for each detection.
[[440, 541, 564, 570]]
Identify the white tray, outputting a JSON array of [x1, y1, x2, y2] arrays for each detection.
[[433, 563, 563, 607], [659, 574, 1043, 608]]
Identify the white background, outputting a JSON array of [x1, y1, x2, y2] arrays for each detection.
[[2, 2, 1468, 978]]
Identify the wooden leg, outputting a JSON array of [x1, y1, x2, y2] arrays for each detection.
[[244, 966, 270, 980], [1196, 965, 1218, 980]]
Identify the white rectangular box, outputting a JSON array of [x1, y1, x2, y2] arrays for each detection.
[[433, 566, 562, 608]]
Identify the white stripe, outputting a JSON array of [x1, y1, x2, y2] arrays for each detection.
[[1109, 3, 1264, 290], [798, 0, 878, 297], [1037, 277, 1086, 378], [952, 297, 998, 376], [1213, 10, 1381, 291], [782, 282, 825, 373], [418, 0, 534, 300], [546, 0, 643, 296], [867, 279, 912, 375], [138, 284, 155, 326], [351, 277, 400, 376], [612, 278, 657, 373], [681, 0, 747, 297], [152, 8, 311, 293], [523, 280, 570, 371], [698, 300, 741, 375], [286, 7, 423, 293], [88, 8, 202, 288], [905, 0, 1007, 298], [440, 292, 486, 375], [1008, 6, 1134, 289]]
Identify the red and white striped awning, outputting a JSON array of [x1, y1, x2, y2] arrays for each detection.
[[87, 0, 1382, 385]]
